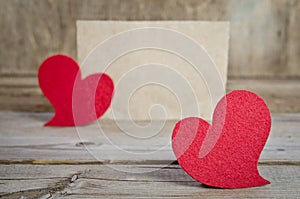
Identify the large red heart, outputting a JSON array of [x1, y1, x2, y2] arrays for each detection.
[[172, 90, 271, 188], [38, 55, 114, 126]]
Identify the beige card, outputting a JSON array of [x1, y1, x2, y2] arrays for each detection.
[[77, 21, 229, 121]]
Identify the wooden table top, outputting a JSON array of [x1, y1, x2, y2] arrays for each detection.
[[0, 112, 299, 198]]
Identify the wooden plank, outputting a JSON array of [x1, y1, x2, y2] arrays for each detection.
[[0, 164, 299, 198], [1, 77, 299, 113], [1, 0, 300, 78], [0, 112, 299, 164], [227, 78, 300, 113], [0, 164, 82, 198]]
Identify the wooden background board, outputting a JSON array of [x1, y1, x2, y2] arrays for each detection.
[[0, 0, 300, 113], [0, 112, 299, 198], [0, 77, 299, 113], [1, 0, 300, 78]]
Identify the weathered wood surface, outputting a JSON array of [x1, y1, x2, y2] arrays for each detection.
[[0, 112, 299, 198], [227, 78, 300, 113], [0, 112, 299, 163], [0, 77, 299, 113], [1, 0, 300, 78], [0, 164, 299, 198], [1, 0, 300, 114]]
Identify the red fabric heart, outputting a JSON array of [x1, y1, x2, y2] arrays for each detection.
[[172, 90, 271, 188], [38, 55, 114, 126]]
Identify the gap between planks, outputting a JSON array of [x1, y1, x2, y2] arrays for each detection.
[[0, 159, 299, 166]]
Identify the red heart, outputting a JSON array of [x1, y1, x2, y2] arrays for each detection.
[[38, 55, 114, 126], [172, 90, 271, 188]]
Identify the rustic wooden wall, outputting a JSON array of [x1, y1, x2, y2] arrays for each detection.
[[0, 0, 299, 112]]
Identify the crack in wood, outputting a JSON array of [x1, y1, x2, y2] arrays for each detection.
[[0, 178, 69, 199], [0, 172, 81, 199], [79, 176, 192, 183]]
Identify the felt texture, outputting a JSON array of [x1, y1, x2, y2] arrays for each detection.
[[38, 54, 114, 126], [172, 90, 271, 188]]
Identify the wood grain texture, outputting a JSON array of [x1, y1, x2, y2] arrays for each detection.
[[0, 112, 299, 163], [0, 0, 299, 77], [1, 0, 299, 113], [0, 112, 299, 198], [227, 78, 300, 113], [0, 77, 299, 113], [228, 0, 300, 77], [0, 164, 299, 198]]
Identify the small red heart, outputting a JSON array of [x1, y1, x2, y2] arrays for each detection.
[[172, 90, 271, 188], [38, 55, 114, 126]]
